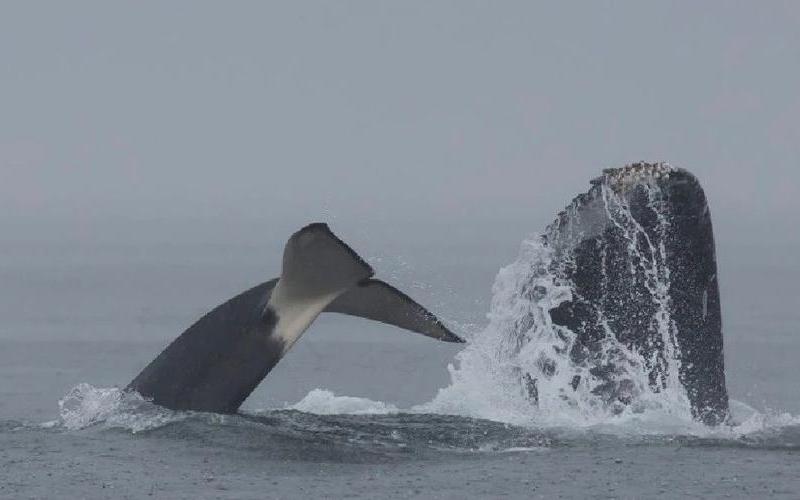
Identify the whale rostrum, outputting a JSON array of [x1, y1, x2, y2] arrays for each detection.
[[538, 163, 728, 425]]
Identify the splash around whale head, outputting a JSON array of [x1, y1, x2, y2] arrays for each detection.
[[426, 163, 728, 427]]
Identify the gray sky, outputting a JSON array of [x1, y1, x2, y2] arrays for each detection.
[[1, 1, 798, 340]]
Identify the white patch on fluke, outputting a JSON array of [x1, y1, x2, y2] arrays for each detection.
[[267, 279, 344, 354]]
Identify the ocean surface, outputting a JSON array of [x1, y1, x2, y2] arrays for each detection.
[[1, 217, 799, 499]]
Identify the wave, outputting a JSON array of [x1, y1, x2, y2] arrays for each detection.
[[34, 383, 800, 456]]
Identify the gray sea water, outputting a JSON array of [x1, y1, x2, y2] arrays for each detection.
[[1, 221, 799, 499]]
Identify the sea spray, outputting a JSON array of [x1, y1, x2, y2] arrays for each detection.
[[423, 166, 698, 425], [58, 383, 185, 432]]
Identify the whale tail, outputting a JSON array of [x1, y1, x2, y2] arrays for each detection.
[[127, 222, 461, 413]]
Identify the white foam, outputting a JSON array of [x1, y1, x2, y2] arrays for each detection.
[[724, 399, 800, 437], [58, 383, 184, 432], [288, 389, 400, 415]]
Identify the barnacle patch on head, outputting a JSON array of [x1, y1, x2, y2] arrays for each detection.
[[598, 162, 676, 193]]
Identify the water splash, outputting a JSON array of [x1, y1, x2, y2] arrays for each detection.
[[423, 169, 702, 427], [289, 389, 399, 415], [58, 383, 186, 432], [600, 174, 684, 398]]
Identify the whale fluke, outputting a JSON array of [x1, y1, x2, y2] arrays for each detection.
[[127, 223, 462, 413], [325, 279, 462, 343]]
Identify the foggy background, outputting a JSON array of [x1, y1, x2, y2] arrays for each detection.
[[1, 0, 798, 370]]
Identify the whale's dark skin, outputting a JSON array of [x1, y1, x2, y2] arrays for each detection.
[[543, 163, 728, 425]]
